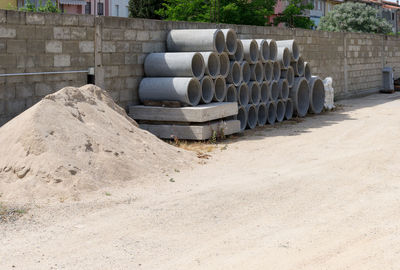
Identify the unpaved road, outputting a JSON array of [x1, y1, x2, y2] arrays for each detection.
[[2, 93, 400, 269]]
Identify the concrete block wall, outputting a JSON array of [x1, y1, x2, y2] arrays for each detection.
[[1, 10, 400, 125]]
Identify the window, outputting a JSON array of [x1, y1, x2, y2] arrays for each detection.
[[115, 4, 119, 16], [97, 2, 103, 15], [85, 1, 91, 14], [392, 13, 395, 21]]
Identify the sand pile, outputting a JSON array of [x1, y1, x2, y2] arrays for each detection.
[[0, 85, 192, 202]]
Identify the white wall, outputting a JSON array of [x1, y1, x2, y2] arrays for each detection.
[[111, 0, 129, 17]]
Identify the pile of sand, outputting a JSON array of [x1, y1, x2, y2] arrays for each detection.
[[0, 85, 192, 203]]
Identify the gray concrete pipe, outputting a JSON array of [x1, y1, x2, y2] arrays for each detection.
[[241, 61, 251, 83], [144, 52, 205, 80], [245, 104, 258, 129], [304, 62, 311, 81], [284, 98, 294, 120], [226, 61, 242, 86], [255, 39, 269, 63], [290, 77, 310, 117], [250, 61, 264, 83], [229, 39, 244, 62], [200, 75, 215, 104], [276, 40, 299, 61], [213, 75, 227, 102], [275, 99, 285, 122], [248, 81, 261, 105], [221, 29, 238, 55], [266, 102, 276, 124], [308, 76, 325, 114], [264, 61, 273, 82], [237, 82, 249, 106], [260, 81, 269, 103], [257, 103, 267, 126], [272, 61, 281, 82], [167, 29, 225, 53], [266, 39, 278, 61], [241, 39, 259, 64], [219, 52, 230, 78], [269, 80, 279, 102], [199, 52, 220, 79], [281, 65, 294, 87], [237, 105, 247, 131], [277, 47, 290, 69], [139, 77, 201, 106], [278, 79, 289, 99], [225, 84, 238, 102], [291, 56, 305, 76]]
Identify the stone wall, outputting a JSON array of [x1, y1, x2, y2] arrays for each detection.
[[1, 10, 400, 125]]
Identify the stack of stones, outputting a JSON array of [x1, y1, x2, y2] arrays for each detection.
[[137, 28, 325, 136]]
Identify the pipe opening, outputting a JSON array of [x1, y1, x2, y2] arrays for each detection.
[[260, 40, 269, 62], [187, 78, 201, 106], [304, 62, 311, 81], [225, 84, 237, 102], [269, 40, 277, 61], [297, 56, 305, 76], [292, 41, 299, 61], [285, 99, 293, 120], [260, 82, 268, 103], [237, 106, 247, 131], [201, 76, 214, 104], [267, 102, 276, 124], [250, 41, 259, 63], [225, 30, 237, 55], [192, 53, 205, 79], [270, 81, 279, 101], [253, 62, 263, 83], [246, 105, 257, 129], [311, 79, 325, 114], [241, 61, 251, 83], [282, 48, 290, 68], [234, 40, 244, 62], [297, 79, 309, 117], [207, 53, 220, 78], [280, 79, 289, 99], [214, 76, 226, 102], [273, 61, 281, 81], [257, 103, 267, 126], [237, 83, 249, 106], [231, 62, 241, 85], [287, 66, 294, 87], [219, 53, 230, 78], [264, 61, 273, 82], [214, 31, 225, 54], [276, 100, 285, 122], [250, 82, 261, 105]]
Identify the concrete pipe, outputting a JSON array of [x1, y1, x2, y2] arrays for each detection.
[[248, 81, 261, 105], [241, 61, 251, 84], [291, 56, 305, 77], [281, 65, 294, 88], [260, 81, 269, 103], [229, 39, 244, 62], [200, 75, 215, 104], [226, 61, 242, 86], [266, 39, 278, 61], [213, 75, 227, 102], [276, 40, 299, 61], [304, 62, 311, 81], [241, 39, 259, 64], [250, 61, 264, 83], [277, 47, 290, 69], [225, 84, 238, 102], [255, 39, 269, 63], [257, 103, 267, 126], [237, 82, 249, 106], [221, 29, 238, 55], [144, 52, 205, 80], [264, 61, 273, 82], [167, 29, 225, 53], [275, 99, 285, 122], [285, 98, 294, 120], [219, 52, 230, 78], [237, 105, 247, 131], [269, 80, 279, 102], [290, 77, 310, 117], [139, 77, 201, 106], [245, 104, 257, 129], [309, 76, 325, 114], [272, 61, 281, 82], [199, 52, 220, 79], [278, 79, 289, 99], [266, 102, 276, 125]]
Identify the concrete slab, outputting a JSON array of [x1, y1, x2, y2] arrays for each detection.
[[129, 102, 238, 123], [140, 120, 241, 140]]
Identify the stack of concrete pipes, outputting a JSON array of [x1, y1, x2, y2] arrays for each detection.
[[139, 28, 325, 132]]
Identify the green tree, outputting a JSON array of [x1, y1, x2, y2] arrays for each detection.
[[273, 0, 314, 29], [156, 0, 276, 26], [19, 0, 60, 13], [129, 0, 163, 19], [318, 2, 392, 34]]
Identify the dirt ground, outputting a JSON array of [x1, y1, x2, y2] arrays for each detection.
[[2, 92, 400, 269]]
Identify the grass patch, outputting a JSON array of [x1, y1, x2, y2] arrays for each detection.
[[0, 202, 28, 223]]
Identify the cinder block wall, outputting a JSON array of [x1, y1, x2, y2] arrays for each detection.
[[1, 10, 400, 125]]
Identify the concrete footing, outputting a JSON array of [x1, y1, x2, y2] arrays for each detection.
[[167, 29, 225, 53], [242, 39, 259, 64], [250, 61, 264, 83], [266, 102, 276, 124], [276, 40, 299, 61], [213, 75, 227, 102], [227, 61, 242, 86], [237, 82, 249, 106], [278, 79, 289, 99], [257, 103, 267, 126], [308, 76, 325, 114], [219, 52, 230, 78], [275, 99, 285, 122], [270, 80, 279, 102], [248, 81, 261, 105], [284, 98, 294, 120], [200, 76, 215, 103], [290, 77, 310, 117], [245, 104, 257, 129]]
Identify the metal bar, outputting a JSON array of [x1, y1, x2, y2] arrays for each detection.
[[0, 70, 89, 77]]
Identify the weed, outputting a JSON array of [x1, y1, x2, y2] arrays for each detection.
[[221, 144, 228, 151], [105, 192, 111, 196], [174, 169, 180, 173], [0, 202, 28, 223], [169, 178, 175, 182]]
